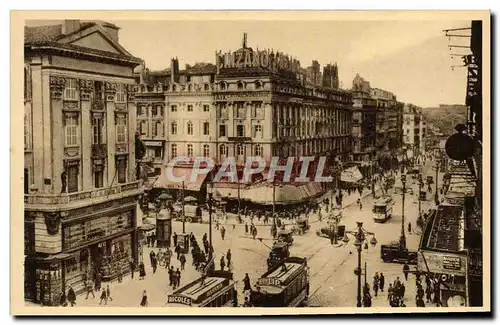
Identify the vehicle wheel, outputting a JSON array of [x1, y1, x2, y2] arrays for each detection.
[[186, 217, 192, 223]]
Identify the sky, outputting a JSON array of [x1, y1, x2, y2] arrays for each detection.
[[27, 19, 472, 107]]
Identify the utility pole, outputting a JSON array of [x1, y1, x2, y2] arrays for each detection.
[[435, 153, 440, 206], [400, 174, 407, 250], [182, 180, 186, 233]]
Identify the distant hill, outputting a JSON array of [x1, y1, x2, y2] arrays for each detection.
[[422, 104, 467, 136]]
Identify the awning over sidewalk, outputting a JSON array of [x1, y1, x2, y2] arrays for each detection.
[[341, 166, 363, 183], [154, 166, 208, 191]]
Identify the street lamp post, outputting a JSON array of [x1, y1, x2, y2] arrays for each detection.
[[207, 182, 213, 257], [182, 180, 186, 233], [400, 174, 407, 250], [434, 152, 440, 206], [342, 221, 377, 307]]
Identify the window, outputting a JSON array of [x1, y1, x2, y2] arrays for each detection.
[[203, 104, 210, 112], [116, 114, 127, 144], [171, 105, 178, 112], [255, 81, 262, 90], [253, 125, 262, 137], [236, 125, 245, 137], [116, 83, 126, 102], [171, 122, 178, 135], [203, 144, 210, 157], [171, 144, 177, 158], [137, 106, 144, 116], [187, 105, 193, 112], [92, 116, 103, 145], [254, 144, 263, 157], [219, 124, 227, 137], [237, 144, 244, 156], [155, 121, 163, 137], [67, 165, 79, 193], [24, 168, 29, 194], [187, 122, 193, 135], [203, 122, 210, 135], [24, 112, 29, 150], [252, 103, 262, 118], [236, 103, 246, 118], [138, 120, 148, 136], [220, 82, 226, 90], [237, 81, 244, 90], [117, 159, 127, 184], [65, 114, 78, 147], [64, 78, 77, 100], [154, 147, 162, 158], [94, 170, 104, 188], [188, 84, 192, 92], [187, 144, 194, 157], [204, 84, 210, 91], [219, 144, 227, 157]]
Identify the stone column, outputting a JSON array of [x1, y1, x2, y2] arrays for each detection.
[[105, 82, 117, 186], [80, 79, 93, 191], [48, 75, 64, 194]]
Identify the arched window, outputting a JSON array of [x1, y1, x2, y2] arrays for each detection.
[[187, 144, 194, 157], [204, 83, 210, 91], [237, 144, 244, 156], [172, 84, 177, 91], [237, 81, 244, 90], [255, 81, 262, 90], [254, 144, 262, 157], [203, 144, 210, 157], [187, 122, 193, 135], [219, 144, 227, 159], [220, 82, 226, 91]]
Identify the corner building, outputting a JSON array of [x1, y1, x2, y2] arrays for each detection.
[[24, 20, 143, 305]]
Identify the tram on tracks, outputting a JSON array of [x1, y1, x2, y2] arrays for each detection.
[[165, 270, 238, 307], [251, 257, 310, 307]]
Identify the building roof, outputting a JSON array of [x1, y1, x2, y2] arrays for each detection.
[[422, 203, 465, 252], [25, 21, 142, 65]]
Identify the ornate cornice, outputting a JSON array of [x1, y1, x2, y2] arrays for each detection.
[[127, 84, 138, 101], [105, 82, 117, 102], [79, 79, 94, 101], [50, 76, 66, 99]]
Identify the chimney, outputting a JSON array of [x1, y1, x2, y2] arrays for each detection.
[[170, 58, 179, 84], [62, 20, 81, 35]]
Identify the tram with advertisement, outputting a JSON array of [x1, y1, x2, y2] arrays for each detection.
[[251, 257, 310, 307], [372, 196, 395, 223], [165, 270, 238, 307]]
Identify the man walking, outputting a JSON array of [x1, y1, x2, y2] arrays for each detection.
[[179, 253, 186, 271], [226, 249, 232, 267], [220, 255, 226, 271], [403, 262, 410, 281], [379, 272, 385, 292], [106, 284, 113, 302], [85, 279, 95, 299]]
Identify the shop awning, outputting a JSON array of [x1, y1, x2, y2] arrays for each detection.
[[154, 166, 208, 191], [341, 166, 363, 183]]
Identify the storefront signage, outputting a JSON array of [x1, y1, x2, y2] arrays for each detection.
[[216, 49, 301, 74], [204, 283, 225, 298], [167, 295, 192, 306], [63, 210, 133, 250], [443, 255, 462, 270], [258, 277, 282, 287], [418, 251, 466, 276], [145, 141, 163, 147]]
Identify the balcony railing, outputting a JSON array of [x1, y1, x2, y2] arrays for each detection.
[[24, 181, 142, 206], [91, 143, 107, 158]]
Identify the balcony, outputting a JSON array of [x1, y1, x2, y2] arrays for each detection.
[[91, 143, 107, 158], [24, 180, 143, 211]]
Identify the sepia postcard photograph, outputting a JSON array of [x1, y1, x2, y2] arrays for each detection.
[[10, 10, 491, 315]]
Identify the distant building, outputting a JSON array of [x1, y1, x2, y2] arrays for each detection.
[[24, 20, 143, 305], [403, 103, 426, 160]]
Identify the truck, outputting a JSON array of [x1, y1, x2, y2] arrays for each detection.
[[380, 241, 418, 265]]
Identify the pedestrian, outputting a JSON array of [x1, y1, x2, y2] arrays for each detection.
[[359, 200, 363, 210], [252, 227, 258, 240], [180, 253, 186, 270], [152, 255, 158, 274], [425, 284, 433, 303], [403, 262, 410, 281], [401, 283, 406, 300], [379, 272, 385, 292], [85, 279, 95, 299], [139, 261, 146, 280], [59, 289, 67, 307], [175, 244, 182, 260], [226, 249, 232, 267], [387, 283, 393, 301], [176, 268, 182, 288], [99, 288, 108, 305], [130, 259, 136, 280], [149, 251, 155, 267], [67, 286, 76, 306], [172, 270, 178, 289], [106, 284, 113, 302], [373, 273, 379, 297], [243, 273, 251, 292], [416, 296, 426, 307], [173, 232, 178, 247], [220, 255, 226, 271], [221, 226, 226, 240], [95, 270, 102, 292], [117, 262, 123, 283], [140, 290, 148, 307], [408, 222, 412, 234], [169, 266, 175, 287]]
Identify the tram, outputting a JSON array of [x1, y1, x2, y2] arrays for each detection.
[[251, 257, 310, 307], [165, 270, 238, 307]]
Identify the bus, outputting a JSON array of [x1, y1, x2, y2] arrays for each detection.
[[251, 257, 309, 307], [373, 196, 394, 223], [165, 270, 237, 307]]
